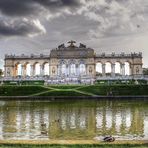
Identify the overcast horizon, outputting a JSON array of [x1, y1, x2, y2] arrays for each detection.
[[0, 0, 148, 69]]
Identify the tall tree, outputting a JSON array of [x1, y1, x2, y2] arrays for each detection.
[[0, 69, 3, 77], [143, 68, 148, 75]]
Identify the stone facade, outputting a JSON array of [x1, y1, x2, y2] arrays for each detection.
[[4, 41, 143, 80]]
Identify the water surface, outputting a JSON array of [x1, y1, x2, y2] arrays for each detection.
[[0, 99, 147, 140]]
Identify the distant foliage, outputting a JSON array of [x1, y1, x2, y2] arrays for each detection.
[[0, 69, 3, 77], [143, 68, 148, 75]]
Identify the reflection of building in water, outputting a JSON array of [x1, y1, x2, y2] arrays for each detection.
[[0, 101, 146, 139], [4, 41, 143, 83], [2, 102, 17, 139]]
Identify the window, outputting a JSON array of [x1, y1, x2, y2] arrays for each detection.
[[70, 64, 76, 75], [80, 64, 86, 75], [62, 64, 66, 75]]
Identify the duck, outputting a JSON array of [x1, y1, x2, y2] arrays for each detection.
[[41, 123, 46, 127], [41, 131, 48, 135], [55, 119, 60, 122], [103, 136, 115, 142]]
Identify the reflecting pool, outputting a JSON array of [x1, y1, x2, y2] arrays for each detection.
[[0, 99, 147, 140]]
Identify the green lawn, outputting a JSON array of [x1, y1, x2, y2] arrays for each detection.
[[0, 86, 49, 96], [1, 84, 148, 96], [48, 85, 81, 89], [77, 84, 148, 96], [37, 90, 87, 96]]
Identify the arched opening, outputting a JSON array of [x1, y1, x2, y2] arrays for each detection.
[[26, 63, 31, 76], [80, 64, 86, 75], [16, 64, 22, 76], [34, 63, 40, 76], [105, 62, 111, 76], [115, 62, 121, 76], [61, 64, 66, 75], [70, 64, 76, 75], [44, 63, 49, 75], [125, 62, 130, 75], [96, 62, 102, 76]]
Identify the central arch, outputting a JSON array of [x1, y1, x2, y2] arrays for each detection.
[[70, 64, 76, 75], [80, 64, 86, 75], [61, 64, 66, 75]]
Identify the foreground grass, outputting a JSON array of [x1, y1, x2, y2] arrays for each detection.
[[0, 144, 148, 148], [0, 139, 147, 148]]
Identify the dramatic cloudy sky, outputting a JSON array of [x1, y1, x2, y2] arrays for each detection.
[[0, 0, 148, 69]]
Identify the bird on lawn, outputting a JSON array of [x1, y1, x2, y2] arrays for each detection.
[[103, 136, 115, 142]]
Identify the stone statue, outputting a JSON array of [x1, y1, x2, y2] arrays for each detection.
[[136, 67, 139, 74], [68, 40, 76, 47], [52, 67, 55, 74], [79, 43, 86, 48], [89, 67, 92, 73], [58, 43, 65, 49]]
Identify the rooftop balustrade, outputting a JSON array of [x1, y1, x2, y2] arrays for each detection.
[[96, 52, 142, 58], [5, 54, 50, 59]]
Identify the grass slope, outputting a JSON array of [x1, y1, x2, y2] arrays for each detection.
[[1, 84, 148, 96], [0, 86, 49, 96], [37, 90, 87, 96], [77, 85, 148, 96]]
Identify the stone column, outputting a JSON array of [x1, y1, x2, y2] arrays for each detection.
[[59, 65, 61, 76], [57, 65, 59, 76], [4, 66, 7, 77], [65, 65, 67, 76], [24, 65, 27, 77], [121, 64, 125, 76], [130, 64, 134, 76], [49, 65, 52, 76], [66, 64, 69, 76], [6, 67, 11, 77], [85, 64, 88, 76], [30, 65, 34, 77], [76, 64, 79, 76], [85, 64, 87, 75], [111, 63, 115, 77], [48, 64, 50, 76], [102, 64, 106, 77], [40, 65, 44, 76], [42, 65, 45, 76], [69, 65, 71, 76], [21, 65, 25, 77]]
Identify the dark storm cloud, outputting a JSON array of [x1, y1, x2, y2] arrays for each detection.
[[0, 19, 45, 37], [0, 0, 37, 16], [0, 0, 147, 40], [0, 0, 82, 38], [0, 0, 81, 17], [35, 0, 80, 8]]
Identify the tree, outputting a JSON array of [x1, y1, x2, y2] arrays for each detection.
[[0, 69, 3, 77], [143, 68, 148, 75]]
